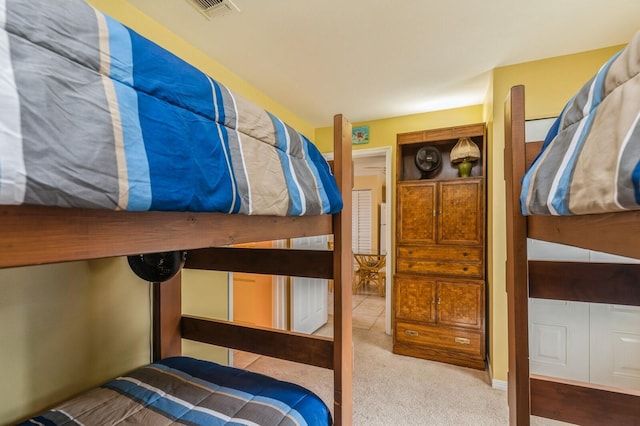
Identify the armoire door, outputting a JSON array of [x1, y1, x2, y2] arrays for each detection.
[[397, 182, 436, 244], [394, 274, 436, 324], [437, 279, 483, 329], [437, 179, 483, 245]]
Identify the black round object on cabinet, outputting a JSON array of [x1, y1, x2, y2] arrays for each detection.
[[414, 146, 442, 178]]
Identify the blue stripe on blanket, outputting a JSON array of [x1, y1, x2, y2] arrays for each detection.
[[308, 144, 342, 214], [301, 134, 331, 214], [105, 378, 194, 422], [128, 29, 238, 212], [270, 112, 304, 215], [548, 52, 619, 214], [208, 77, 241, 213], [105, 19, 151, 210], [127, 29, 217, 120], [210, 77, 228, 127]]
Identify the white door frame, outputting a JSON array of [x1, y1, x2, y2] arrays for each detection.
[[326, 146, 393, 335]]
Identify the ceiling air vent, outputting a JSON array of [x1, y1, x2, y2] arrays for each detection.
[[186, 0, 240, 19]]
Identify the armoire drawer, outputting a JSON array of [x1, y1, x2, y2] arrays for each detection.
[[397, 245, 482, 262], [395, 321, 482, 355], [396, 258, 482, 277]]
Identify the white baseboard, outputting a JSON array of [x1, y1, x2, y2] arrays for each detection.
[[492, 378, 508, 391], [486, 356, 508, 391]]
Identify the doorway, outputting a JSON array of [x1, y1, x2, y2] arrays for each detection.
[[327, 146, 392, 335], [353, 147, 392, 335]]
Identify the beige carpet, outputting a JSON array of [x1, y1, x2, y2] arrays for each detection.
[[237, 327, 513, 425], [234, 293, 570, 425]]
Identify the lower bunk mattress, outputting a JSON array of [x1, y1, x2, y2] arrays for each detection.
[[18, 356, 332, 426]]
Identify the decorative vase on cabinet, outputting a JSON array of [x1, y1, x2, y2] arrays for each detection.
[[393, 123, 487, 370]]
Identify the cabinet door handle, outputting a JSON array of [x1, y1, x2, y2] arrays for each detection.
[[436, 297, 441, 305], [454, 337, 471, 345], [405, 329, 419, 337]]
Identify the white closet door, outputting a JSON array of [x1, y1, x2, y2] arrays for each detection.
[[528, 238, 590, 381], [529, 298, 590, 381], [590, 304, 640, 390], [290, 236, 328, 334]]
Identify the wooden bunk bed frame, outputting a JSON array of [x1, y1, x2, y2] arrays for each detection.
[[0, 114, 353, 426], [504, 85, 640, 425]]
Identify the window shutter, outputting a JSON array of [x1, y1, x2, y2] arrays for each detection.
[[352, 190, 372, 253]]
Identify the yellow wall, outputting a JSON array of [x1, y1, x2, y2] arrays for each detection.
[[0, 259, 149, 424], [315, 106, 484, 152], [182, 269, 230, 363]]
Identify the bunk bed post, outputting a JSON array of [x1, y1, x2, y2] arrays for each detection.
[[504, 85, 531, 425], [332, 114, 353, 425], [153, 273, 182, 361]]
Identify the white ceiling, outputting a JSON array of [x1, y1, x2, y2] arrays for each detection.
[[128, 0, 640, 128]]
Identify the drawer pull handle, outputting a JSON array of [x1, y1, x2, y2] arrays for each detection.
[[405, 330, 419, 337], [407, 250, 413, 254], [454, 337, 471, 345], [463, 266, 468, 271], [463, 252, 468, 257]]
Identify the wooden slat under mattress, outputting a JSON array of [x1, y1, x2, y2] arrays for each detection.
[[0, 206, 331, 268], [531, 375, 640, 426], [528, 212, 640, 260], [528, 261, 640, 306]]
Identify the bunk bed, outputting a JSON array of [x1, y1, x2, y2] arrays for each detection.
[[504, 31, 640, 425], [0, 0, 353, 424]]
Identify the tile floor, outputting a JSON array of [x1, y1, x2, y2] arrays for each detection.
[[314, 290, 385, 337]]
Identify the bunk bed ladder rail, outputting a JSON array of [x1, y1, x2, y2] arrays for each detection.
[[504, 84, 531, 426]]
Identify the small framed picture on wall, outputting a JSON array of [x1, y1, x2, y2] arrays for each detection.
[[352, 125, 369, 145]]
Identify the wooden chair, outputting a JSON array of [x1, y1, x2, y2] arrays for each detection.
[[353, 254, 386, 296]]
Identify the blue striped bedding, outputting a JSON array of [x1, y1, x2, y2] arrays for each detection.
[[0, 0, 342, 216], [521, 30, 640, 216], [19, 357, 332, 426]]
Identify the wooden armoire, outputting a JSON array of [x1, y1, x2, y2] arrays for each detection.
[[393, 123, 486, 370]]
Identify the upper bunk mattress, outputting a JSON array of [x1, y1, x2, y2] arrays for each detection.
[[0, 0, 342, 216], [18, 356, 332, 426], [521, 30, 640, 216]]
